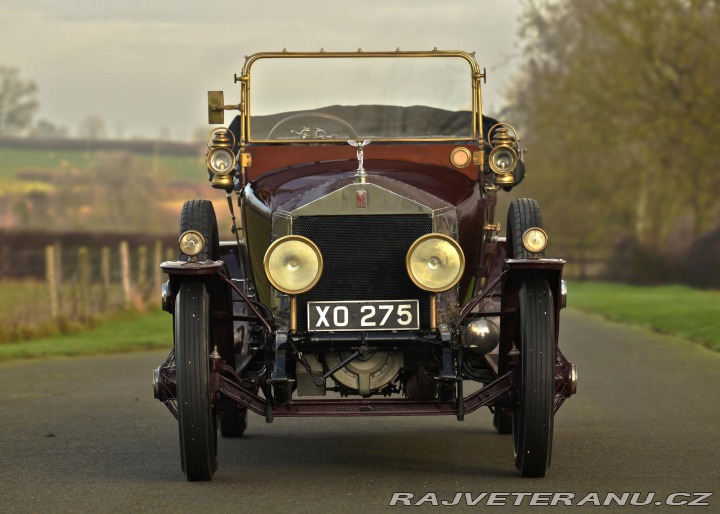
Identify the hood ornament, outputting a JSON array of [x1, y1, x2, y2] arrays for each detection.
[[348, 139, 370, 176]]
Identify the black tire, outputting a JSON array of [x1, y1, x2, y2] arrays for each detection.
[[220, 408, 248, 438], [513, 278, 555, 477], [179, 199, 220, 261], [493, 407, 513, 434], [507, 198, 544, 259], [175, 282, 217, 481]]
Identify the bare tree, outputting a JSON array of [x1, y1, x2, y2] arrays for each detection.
[[78, 114, 107, 140], [30, 119, 69, 138], [0, 66, 39, 135]]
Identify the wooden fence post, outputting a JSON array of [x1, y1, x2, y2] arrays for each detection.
[[153, 240, 163, 294], [138, 245, 148, 299], [54, 241, 63, 309], [100, 246, 110, 311], [120, 241, 131, 308], [53, 241, 63, 284], [45, 245, 59, 319], [78, 247, 90, 319], [165, 247, 175, 262], [1, 245, 9, 278]]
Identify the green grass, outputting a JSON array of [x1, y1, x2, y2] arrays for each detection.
[[3, 280, 718, 362], [0, 279, 131, 343], [0, 148, 94, 182], [145, 154, 206, 183], [0, 309, 171, 362], [569, 281, 720, 351], [0, 147, 206, 184], [0, 279, 48, 311]]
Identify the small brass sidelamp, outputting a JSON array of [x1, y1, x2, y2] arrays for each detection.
[[488, 123, 520, 186], [206, 127, 236, 190]]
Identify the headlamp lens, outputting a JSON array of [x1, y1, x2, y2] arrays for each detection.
[[264, 236, 323, 294], [521, 227, 548, 253], [207, 148, 236, 175], [406, 234, 465, 292], [178, 230, 205, 257], [489, 147, 517, 175]]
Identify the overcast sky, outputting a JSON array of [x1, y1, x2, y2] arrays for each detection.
[[0, 1, 526, 140]]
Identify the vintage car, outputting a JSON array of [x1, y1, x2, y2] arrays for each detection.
[[153, 49, 577, 481]]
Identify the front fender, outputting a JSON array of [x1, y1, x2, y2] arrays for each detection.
[[160, 260, 227, 313], [503, 258, 565, 318], [498, 258, 565, 373], [160, 259, 236, 366]]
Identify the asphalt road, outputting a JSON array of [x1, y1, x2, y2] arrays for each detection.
[[1, 310, 718, 513]]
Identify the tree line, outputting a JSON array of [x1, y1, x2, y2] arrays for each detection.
[[508, 0, 720, 256], [0, 67, 179, 140]]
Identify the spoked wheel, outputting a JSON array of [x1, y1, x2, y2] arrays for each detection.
[[175, 282, 217, 481], [512, 278, 555, 477], [179, 199, 220, 261]]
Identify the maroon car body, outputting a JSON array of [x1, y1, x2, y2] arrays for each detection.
[[153, 50, 576, 481]]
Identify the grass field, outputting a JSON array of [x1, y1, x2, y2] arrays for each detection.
[[0, 278, 140, 343], [1, 281, 718, 362], [569, 281, 720, 351], [0, 309, 171, 362], [0, 147, 206, 184]]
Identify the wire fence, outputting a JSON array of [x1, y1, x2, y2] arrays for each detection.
[[0, 237, 177, 342], [0, 232, 619, 343]]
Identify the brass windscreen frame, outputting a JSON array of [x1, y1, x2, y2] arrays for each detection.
[[237, 50, 485, 146]]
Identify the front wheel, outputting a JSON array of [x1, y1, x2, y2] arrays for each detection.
[[513, 278, 555, 477], [175, 282, 217, 481]]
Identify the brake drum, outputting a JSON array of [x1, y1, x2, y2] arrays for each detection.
[[325, 351, 403, 395]]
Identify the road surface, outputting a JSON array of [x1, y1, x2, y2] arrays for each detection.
[[0, 310, 718, 512]]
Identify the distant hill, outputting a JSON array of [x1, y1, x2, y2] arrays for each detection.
[[0, 136, 202, 156]]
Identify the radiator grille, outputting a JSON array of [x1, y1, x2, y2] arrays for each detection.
[[293, 215, 432, 332]]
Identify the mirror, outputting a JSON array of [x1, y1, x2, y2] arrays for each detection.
[[208, 91, 225, 124]]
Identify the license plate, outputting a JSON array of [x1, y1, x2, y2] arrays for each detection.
[[307, 300, 420, 332]]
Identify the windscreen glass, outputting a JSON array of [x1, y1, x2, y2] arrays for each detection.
[[249, 56, 474, 141]]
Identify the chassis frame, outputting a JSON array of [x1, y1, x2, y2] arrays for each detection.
[[154, 245, 576, 423]]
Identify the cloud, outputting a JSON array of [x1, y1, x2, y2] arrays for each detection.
[[0, 0, 524, 138]]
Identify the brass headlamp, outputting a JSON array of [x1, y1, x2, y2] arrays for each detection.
[[264, 235, 323, 295], [487, 123, 520, 186], [206, 127, 236, 190], [406, 234, 465, 293], [406, 233, 465, 330], [264, 235, 324, 332]]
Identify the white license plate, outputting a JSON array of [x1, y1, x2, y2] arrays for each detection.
[[307, 300, 420, 332]]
